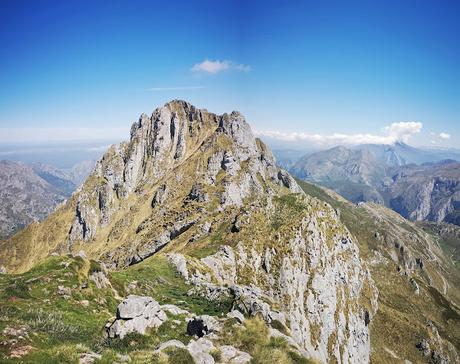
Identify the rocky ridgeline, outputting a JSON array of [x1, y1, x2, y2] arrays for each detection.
[[68, 100, 300, 265], [12, 100, 460, 363], [0, 101, 382, 363], [289, 145, 460, 226], [47, 101, 376, 363]]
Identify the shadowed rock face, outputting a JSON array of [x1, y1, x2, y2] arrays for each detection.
[[386, 161, 460, 224]]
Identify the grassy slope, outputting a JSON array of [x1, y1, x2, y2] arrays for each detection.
[[0, 254, 232, 363], [0, 252, 315, 363], [416, 221, 460, 270]]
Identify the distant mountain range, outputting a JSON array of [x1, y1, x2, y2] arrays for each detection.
[[351, 142, 460, 166], [0, 159, 95, 239], [275, 142, 460, 169], [282, 143, 460, 226]]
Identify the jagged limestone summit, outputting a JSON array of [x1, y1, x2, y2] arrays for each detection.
[[0, 100, 459, 363]]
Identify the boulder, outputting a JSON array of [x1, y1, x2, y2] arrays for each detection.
[[89, 270, 110, 289], [220, 345, 251, 363], [416, 339, 431, 356], [167, 253, 189, 280], [187, 338, 215, 364], [107, 295, 167, 339], [409, 278, 420, 295], [188, 183, 209, 203], [151, 184, 168, 208], [154, 339, 186, 353], [160, 304, 189, 316], [226, 310, 245, 323], [230, 285, 274, 322], [156, 338, 217, 364]]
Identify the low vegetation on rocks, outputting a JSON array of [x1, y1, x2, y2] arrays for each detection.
[[0, 253, 317, 363]]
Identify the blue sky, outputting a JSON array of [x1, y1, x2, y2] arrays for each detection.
[[0, 0, 459, 149]]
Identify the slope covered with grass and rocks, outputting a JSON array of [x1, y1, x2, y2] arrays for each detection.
[[0, 101, 458, 363]]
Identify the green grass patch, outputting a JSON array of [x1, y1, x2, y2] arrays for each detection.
[[218, 317, 316, 364], [110, 255, 233, 316]]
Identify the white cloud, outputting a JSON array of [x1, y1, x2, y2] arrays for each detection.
[[255, 121, 423, 146], [146, 86, 205, 91], [191, 59, 250, 74], [383, 121, 423, 143], [439, 132, 451, 139]]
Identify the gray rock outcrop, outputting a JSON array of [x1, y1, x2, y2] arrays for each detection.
[[107, 295, 167, 339]]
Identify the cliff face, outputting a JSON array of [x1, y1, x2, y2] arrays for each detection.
[[0, 160, 95, 240], [387, 161, 460, 225], [0, 100, 377, 363], [297, 181, 460, 363]]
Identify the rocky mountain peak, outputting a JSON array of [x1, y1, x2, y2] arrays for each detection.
[[69, 101, 299, 245], [0, 101, 380, 363]]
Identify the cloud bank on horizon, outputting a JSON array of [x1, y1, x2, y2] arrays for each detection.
[[256, 121, 424, 147]]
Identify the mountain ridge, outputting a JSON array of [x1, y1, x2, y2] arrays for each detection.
[[0, 100, 377, 363], [0, 159, 95, 239], [289, 145, 460, 226], [0, 100, 458, 363]]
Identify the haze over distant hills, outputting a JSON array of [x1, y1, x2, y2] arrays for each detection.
[[0, 141, 116, 169], [0, 159, 95, 239], [273, 142, 460, 170], [351, 142, 460, 166], [283, 142, 460, 226]]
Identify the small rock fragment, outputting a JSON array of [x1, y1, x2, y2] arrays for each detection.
[[79, 352, 102, 364]]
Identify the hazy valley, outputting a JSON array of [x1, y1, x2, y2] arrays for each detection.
[[0, 160, 94, 239]]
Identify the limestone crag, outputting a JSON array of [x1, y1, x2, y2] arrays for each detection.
[[68, 101, 296, 250], [166, 196, 378, 364]]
